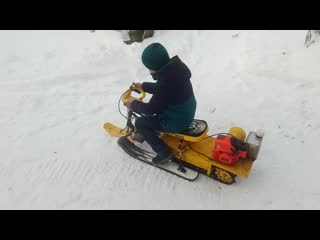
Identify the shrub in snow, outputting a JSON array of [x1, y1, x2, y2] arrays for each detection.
[[305, 30, 320, 47], [121, 30, 154, 44]]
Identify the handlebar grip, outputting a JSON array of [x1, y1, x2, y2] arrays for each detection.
[[132, 88, 141, 94], [122, 86, 146, 103]]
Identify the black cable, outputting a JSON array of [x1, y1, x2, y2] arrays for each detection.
[[118, 89, 145, 120], [195, 133, 234, 142], [187, 133, 235, 159], [188, 144, 212, 159], [118, 90, 129, 120]]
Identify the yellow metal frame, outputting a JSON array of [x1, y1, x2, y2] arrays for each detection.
[[104, 86, 255, 180], [121, 85, 146, 103], [104, 122, 254, 179], [160, 133, 254, 178], [165, 127, 209, 143]]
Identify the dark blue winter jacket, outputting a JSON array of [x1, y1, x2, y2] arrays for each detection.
[[131, 56, 197, 133]]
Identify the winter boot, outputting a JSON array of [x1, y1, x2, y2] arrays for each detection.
[[152, 148, 172, 165], [132, 131, 145, 143]]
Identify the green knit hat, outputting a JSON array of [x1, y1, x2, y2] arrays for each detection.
[[141, 43, 170, 71]]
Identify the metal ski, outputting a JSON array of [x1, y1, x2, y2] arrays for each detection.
[[117, 137, 199, 181]]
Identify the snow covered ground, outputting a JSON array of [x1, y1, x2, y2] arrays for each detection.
[[0, 30, 319, 209]]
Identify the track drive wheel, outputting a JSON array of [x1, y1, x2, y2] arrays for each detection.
[[211, 166, 236, 185]]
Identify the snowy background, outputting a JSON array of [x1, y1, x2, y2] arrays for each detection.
[[0, 30, 319, 209]]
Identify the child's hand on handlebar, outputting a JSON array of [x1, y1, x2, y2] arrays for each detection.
[[133, 82, 142, 89]]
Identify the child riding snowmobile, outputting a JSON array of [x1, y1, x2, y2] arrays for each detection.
[[123, 42, 197, 165]]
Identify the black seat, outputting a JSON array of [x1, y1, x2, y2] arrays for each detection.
[[179, 119, 208, 137]]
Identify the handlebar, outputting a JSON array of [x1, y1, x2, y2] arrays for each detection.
[[121, 84, 146, 103]]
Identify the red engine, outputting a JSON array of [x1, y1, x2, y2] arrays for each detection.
[[212, 135, 249, 165]]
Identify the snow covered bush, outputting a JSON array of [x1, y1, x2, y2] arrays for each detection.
[[305, 30, 320, 47], [120, 30, 154, 44]]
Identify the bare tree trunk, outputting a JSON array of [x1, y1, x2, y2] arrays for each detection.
[[305, 30, 320, 47]]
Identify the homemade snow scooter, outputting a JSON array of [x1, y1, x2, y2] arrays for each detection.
[[104, 84, 263, 185]]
